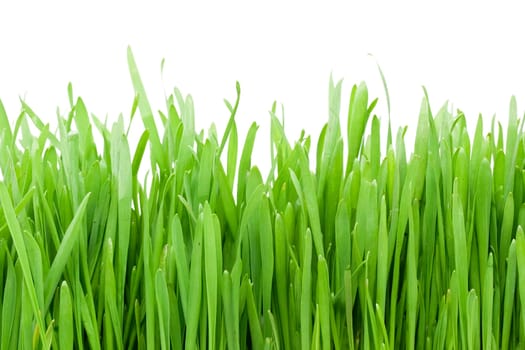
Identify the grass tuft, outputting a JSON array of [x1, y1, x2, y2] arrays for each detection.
[[1, 49, 525, 348]]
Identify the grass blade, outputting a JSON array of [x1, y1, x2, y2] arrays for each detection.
[[0, 182, 46, 346], [44, 193, 91, 311], [59, 281, 74, 350]]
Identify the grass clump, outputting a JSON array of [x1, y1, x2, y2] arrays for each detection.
[[1, 47, 525, 349]]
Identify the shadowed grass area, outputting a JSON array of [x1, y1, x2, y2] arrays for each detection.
[[1, 47, 525, 349]]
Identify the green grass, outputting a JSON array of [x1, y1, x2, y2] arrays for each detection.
[[1, 47, 525, 349]]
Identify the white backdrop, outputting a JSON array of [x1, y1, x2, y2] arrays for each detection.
[[1, 2, 524, 174]]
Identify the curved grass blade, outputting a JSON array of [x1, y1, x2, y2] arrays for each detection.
[[127, 46, 166, 171], [44, 192, 91, 311], [0, 182, 47, 346]]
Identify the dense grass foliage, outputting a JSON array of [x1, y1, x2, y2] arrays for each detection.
[[1, 48, 525, 349]]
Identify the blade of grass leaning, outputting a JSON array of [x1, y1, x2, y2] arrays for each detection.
[[23, 229, 44, 314], [127, 46, 166, 171], [219, 82, 241, 156], [237, 122, 258, 206], [0, 182, 47, 346], [131, 129, 150, 178], [346, 82, 372, 173], [227, 120, 238, 190], [1, 252, 18, 349], [0, 99, 13, 147], [44, 192, 91, 311]]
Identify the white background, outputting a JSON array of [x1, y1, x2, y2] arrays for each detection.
[[1, 2, 525, 173]]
